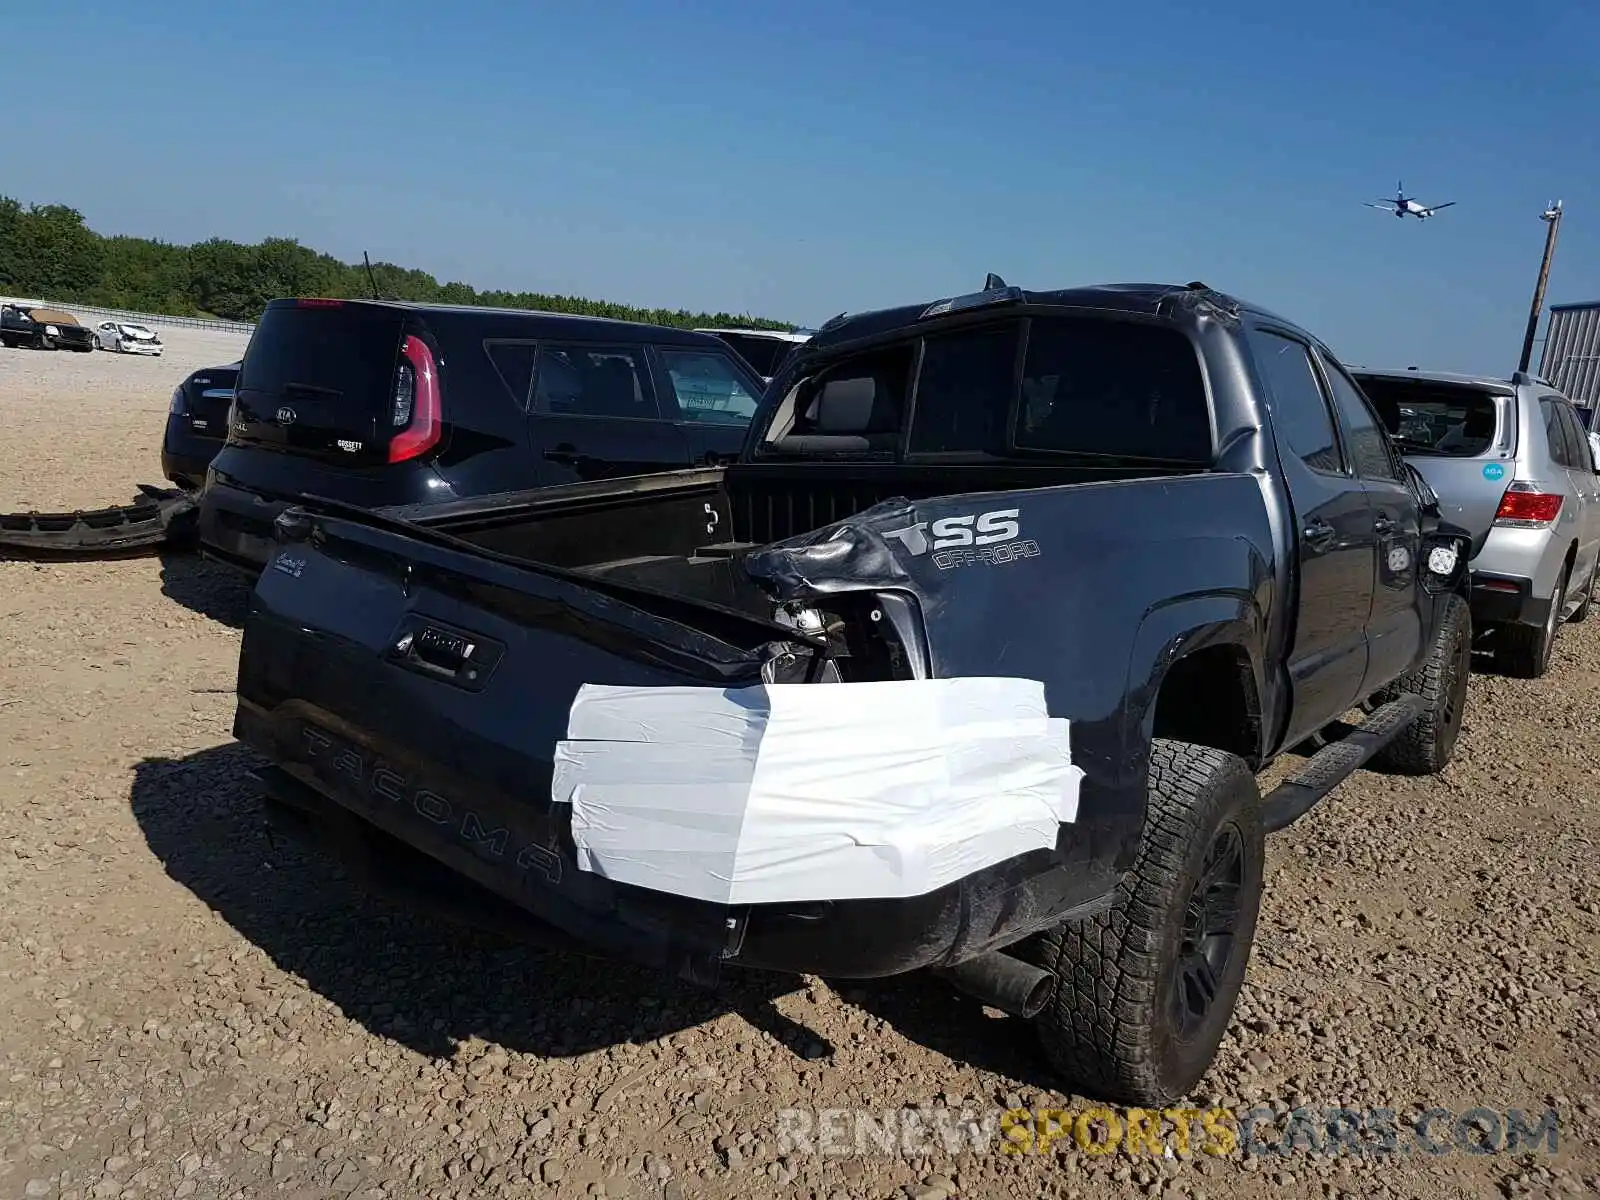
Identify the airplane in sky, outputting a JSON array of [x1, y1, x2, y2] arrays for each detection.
[[1365, 182, 1457, 220]]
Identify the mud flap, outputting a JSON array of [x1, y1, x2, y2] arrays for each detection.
[[0, 485, 199, 560]]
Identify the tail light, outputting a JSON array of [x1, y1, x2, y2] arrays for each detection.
[[388, 335, 442, 463], [1493, 482, 1563, 527], [168, 385, 187, 416], [297, 297, 344, 308]]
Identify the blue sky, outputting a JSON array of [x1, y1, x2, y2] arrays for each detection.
[[3, 0, 1597, 372]]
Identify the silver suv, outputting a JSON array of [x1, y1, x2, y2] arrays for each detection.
[[1353, 367, 1600, 678]]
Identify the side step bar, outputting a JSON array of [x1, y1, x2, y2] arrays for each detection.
[[1260, 695, 1424, 832]]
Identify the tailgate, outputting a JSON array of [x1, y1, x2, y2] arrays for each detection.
[[233, 507, 815, 975]]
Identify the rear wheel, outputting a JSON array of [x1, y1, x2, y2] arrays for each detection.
[[1020, 740, 1265, 1107], [1499, 561, 1569, 679], [1368, 592, 1471, 775]]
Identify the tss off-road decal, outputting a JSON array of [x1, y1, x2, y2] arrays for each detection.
[[881, 507, 1042, 570]]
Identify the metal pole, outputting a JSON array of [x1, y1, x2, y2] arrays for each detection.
[[1518, 200, 1564, 374]]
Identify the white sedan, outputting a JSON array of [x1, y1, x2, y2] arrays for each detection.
[[94, 320, 165, 355]]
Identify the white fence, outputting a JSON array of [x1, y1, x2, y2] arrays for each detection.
[[0, 297, 256, 336]]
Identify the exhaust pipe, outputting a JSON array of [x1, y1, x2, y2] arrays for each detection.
[[932, 950, 1055, 1018]]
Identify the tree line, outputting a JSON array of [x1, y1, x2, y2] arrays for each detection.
[[0, 196, 795, 331]]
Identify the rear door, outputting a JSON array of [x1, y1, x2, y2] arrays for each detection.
[[1547, 396, 1600, 586], [1316, 349, 1424, 694], [518, 341, 692, 485], [230, 301, 412, 468], [1245, 325, 1375, 739], [651, 344, 767, 467]]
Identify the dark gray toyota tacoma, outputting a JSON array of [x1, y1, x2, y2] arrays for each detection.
[[232, 280, 1474, 1106]]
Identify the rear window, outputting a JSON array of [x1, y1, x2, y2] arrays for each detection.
[[761, 315, 1212, 463], [1353, 376, 1501, 458], [1014, 317, 1211, 462], [237, 305, 405, 405], [905, 316, 1210, 462]]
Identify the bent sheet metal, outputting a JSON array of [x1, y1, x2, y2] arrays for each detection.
[[550, 676, 1083, 906]]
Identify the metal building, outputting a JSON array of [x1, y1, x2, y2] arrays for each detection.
[[1539, 301, 1600, 407]]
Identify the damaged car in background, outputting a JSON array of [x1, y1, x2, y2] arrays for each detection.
[[231, 278, 1474, 1106], [94, 319, 166, 354], [0, 303, 96, 351]]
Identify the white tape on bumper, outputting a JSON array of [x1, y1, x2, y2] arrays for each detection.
[[550, 677, 1082, 906]]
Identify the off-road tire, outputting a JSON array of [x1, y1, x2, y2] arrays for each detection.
[[1367, 592, 1471, 776], [1020, 739, 1265, 1107], [1499, 560, 1569, 679], [1568, 556, 1597, 624]]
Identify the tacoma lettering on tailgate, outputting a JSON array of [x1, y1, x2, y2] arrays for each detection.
[[300, 726, 563, 885]]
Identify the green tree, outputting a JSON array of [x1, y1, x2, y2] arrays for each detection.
[[1, 201, 104, 299], [0, 192, 797, 331]]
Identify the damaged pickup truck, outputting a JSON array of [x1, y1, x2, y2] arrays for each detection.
[[233, 279, 1473, 1106]]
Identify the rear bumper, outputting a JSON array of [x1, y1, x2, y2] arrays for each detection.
[[1468, 523, 1571, 629], [198, 480, 285, 574], [234, 698, 1123, 987], [1469, 571, 1552, 629], [161, 421, 223, 491]]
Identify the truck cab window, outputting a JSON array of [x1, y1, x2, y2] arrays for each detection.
[[1247, 330, 1343, 475], [1016, 317, 1212, 463], [907, 321, 1019, 455], [759, 344, 912, 456], [1319, 352, 1404, 482]]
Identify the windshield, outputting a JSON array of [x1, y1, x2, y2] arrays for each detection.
[[1354, 377, 1502, 457]]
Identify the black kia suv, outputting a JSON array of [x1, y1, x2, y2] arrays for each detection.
[[197, 298, 770, 573]]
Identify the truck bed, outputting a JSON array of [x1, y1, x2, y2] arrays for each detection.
[[381, 459, 1207, 620]]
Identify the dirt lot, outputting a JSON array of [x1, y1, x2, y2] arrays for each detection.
[[2, 334, 1598, 1200]]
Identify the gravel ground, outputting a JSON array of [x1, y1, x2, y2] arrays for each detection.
[[2, 339, 1598, 1200]]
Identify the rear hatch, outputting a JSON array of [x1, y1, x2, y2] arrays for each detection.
[[178, 362, 240, 439], [1355, 373, 1515, 556], [229, 299, 443, 469]]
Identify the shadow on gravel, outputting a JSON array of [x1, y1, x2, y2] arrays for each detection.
[[130, 742, 863, 1068], [157, 550, 252, 628], [130, 741, 1059, 1088]]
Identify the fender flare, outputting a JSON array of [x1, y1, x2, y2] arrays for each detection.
[[1125, 591, 1268, 770], [0, 485, 198, 560]]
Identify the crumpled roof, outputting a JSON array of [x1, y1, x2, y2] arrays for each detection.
[[28, 308, 83, 327]]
